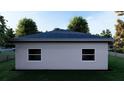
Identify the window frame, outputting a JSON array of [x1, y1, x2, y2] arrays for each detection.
[[28, 49, 41, 62], [82, 49, 95, 62]]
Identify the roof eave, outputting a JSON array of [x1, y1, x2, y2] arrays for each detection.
[[13, 38, 114, 42]]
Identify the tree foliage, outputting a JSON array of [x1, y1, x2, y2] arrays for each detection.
[[0, 15, 6, 47], [115, 11, 124, 16], [0, 15, 15, 47], [0, 15, 6, 33], [67, 16, 89, 33], [114, 19, 124, 48], [100, 29, 112, 38], [4, 28, 15, 47], [16, 18, 38, 37]]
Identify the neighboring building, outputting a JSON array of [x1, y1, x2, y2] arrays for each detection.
[[13, 28, 113, 70]]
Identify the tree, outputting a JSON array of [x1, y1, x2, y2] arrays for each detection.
[[115, 11, 124, 16], [6, 28, 15, 39], [4, 28, 15, 47], [0, 15, 8, 47], [16, 18, 38, 37], [95, 34, 100, 36], [0, 15, 15, 47], [100, 29, 112, 38], [68, 16, 89, 33], [114, 19, 124, 48], [0, 15, 6, 33]]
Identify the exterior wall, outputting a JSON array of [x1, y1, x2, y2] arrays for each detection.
[[15, 43, 108, 70]]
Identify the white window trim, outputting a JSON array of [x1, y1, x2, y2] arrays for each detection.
[[82, 49, 96, 62], [27, 48, 42, 62]]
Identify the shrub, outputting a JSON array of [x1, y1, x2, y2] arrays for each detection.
[[115, 48, 124, 53]]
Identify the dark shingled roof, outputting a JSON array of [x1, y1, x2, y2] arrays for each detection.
[[13, 28, 114, 43]]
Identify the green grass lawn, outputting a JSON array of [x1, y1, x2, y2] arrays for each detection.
[[0, 55, 124, 81]]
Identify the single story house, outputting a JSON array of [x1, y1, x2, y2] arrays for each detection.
[[13, 28, 113, 70]]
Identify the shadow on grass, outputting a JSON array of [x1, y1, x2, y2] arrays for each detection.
[[1, 55, 124, 81], [9, 68, 112, 81]]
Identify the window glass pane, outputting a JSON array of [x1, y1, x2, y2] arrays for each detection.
[[82, 49, 94, 54], [29, 49, 41, 54], [29, 55, 41, 60], [82, 55, 94, 60]]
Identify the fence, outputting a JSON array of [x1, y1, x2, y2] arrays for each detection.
[[109, 52, 124, 58], [0, 55, 15, 62]]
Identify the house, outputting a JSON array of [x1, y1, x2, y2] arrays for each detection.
[[13, 28, 113, 70]]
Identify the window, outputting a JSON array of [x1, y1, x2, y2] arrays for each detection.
[[82, 49, 95, 61], [28, 49, 41, 61]]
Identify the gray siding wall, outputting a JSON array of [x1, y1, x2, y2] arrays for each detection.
[[15, 43, 108, 70]]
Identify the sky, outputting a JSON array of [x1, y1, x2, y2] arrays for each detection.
[[0, 11, 119, 35]]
